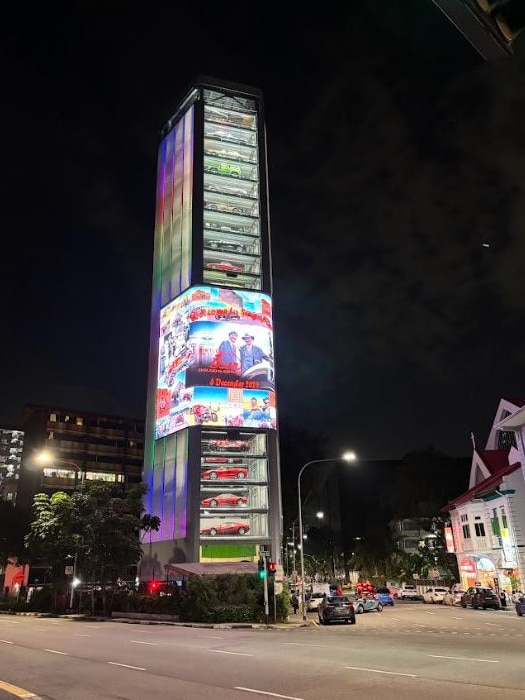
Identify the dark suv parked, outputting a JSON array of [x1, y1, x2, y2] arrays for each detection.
[[461, 587, 501, 610]]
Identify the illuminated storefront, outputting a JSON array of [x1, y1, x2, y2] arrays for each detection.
[[141, 79, 282, 576]]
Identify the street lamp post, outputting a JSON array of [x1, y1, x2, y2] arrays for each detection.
[[298, 452, 356, 621]]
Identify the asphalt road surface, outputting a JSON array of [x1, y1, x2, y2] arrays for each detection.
[[1, 603, 525, 700]]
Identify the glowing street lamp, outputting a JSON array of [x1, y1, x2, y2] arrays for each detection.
[[35, 450, 85, 484]]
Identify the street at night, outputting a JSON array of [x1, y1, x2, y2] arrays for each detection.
[[1, 604, 525, 700]]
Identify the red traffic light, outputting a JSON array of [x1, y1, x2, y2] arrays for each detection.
[[268, 562, 277, 575], [149, 579, 160, 593]]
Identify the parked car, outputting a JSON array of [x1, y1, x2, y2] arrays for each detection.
[[422, 587, 449, 604], [350, 595, 383, 614], [201, 466, 248, 480], [318, 595, 356, 625], [199, 521, 250, 536], [306, 592, 325, 612], [461, 587, 501, 610], [200, 493, 248, 508], [206, 239, 249, 254], [515, 596, 525, 616], [375, 587, 395, 606], [204, 201, 250, 216], [399, 584, 419, 600]]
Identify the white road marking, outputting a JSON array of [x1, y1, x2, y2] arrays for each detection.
[[0, 620, 19, 624], [0, 639, 14, 644], [283, 643, 328, 648], [210, 649, 253, 657], [201, 635, 225, 639], [426, 612, 435, 615], [44, 649, 68, 655], [235, 688, 304, 700], [429, 654, 498, 663], [108, 662, 146, 670], [412, 624, 427, 627], [387, 617, 402, 621], [345, 666, 417, 678], [85, 625, 100, 628], [485, 623, 499, 626], [452, 617, 462, 620], [74, 634, 91, 637], [131, 640, 159, 645]]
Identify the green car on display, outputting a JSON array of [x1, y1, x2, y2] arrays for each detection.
[[205, 161, 242, 178]]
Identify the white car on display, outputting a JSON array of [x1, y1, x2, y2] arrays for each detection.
[[422, 586, 449, 604]]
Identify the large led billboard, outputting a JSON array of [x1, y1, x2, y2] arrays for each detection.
[[156, 286, 276, 439]]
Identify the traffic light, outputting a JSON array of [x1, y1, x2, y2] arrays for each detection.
[[148, 579, 160, 594], [258, 557, 266, 579], [268, 562, 277, 577]]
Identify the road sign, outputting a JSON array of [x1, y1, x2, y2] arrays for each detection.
[[274, 582, 283, 595], [275, 564, 284, 582]]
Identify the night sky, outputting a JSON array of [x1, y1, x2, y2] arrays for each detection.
[[3, 3, 525, 460]]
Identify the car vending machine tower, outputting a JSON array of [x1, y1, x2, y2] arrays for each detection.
[[141, 77, 282, 577]]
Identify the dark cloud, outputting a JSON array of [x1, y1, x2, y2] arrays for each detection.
[[2, 1, 525, 460]]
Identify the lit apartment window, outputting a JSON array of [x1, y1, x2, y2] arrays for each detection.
[[64, 415, 70, 422], [462, 524, 471, 539], [76, 417, 83, 426], [129, 440, 135, 447], [50, 414, 57, 422], [474, 523, 485, 537]]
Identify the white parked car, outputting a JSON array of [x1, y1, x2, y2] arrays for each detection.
[[399, 584, 419, 600], [306, 592, 325, 612], [422, 586, 449, 604]]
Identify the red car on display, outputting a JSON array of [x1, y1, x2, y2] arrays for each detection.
[[201, 466, 249, 480], [205, 262, 243, 273], [200, 522, 250, 536], [209, 439, 250, 452], [200, 493, 248, 508]]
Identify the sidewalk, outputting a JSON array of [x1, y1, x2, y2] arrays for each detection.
[[0, 609, 311, 629]]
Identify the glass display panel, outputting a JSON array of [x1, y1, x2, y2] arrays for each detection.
[[203, 90, 261, 290], [199, 430, 269, 541], [155, 287, 276, 439]]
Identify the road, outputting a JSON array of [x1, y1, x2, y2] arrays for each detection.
[[1, 603, 525, 700]]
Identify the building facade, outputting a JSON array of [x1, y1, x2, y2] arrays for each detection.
[[141, 77, 282, 579], [0, 427, 24, 503], [445, 397, 525, 593], [16, 404, 144, 511]]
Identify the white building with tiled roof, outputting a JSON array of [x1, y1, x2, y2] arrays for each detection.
[[445, 397, 525, 593]]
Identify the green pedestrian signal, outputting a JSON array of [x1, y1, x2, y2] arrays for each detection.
[[258, 557, 266, 579]]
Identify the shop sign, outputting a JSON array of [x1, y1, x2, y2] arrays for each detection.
[[444, 527, 455, 553], [459, 558, 476, 573], [501, 528, 517, 567]]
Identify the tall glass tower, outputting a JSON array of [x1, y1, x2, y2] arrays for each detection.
[[141, 77, 282, 578]]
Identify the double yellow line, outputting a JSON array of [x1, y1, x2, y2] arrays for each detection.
[[0, 680, 42, 699]]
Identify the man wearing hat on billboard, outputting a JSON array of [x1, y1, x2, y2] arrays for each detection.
[[216, 329, 241, 374], [240, 332, 269, 374]]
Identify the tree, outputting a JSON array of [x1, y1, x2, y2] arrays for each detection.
[[25, 482, 160, 614]]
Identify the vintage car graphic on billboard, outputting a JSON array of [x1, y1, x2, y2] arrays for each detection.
[[156, 286, 276, 438]]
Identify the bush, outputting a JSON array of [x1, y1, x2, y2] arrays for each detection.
[[203, 604, 255, 623], [112, 575, 291, 623]]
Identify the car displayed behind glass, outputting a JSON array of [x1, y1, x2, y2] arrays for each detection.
[[460, 587, 501, 610], [201, 466, 248, 480], [199, 521, 250, 536], [204, 161, 242, 178], [318, 595, 356, 625], [200, 493, 248, 508], [209, 439, 250, 452]]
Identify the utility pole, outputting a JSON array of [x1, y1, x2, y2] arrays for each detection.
[[263, 555, 269, 627]]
